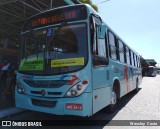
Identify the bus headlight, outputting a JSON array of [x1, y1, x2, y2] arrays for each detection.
[[65, 80, 89, 97], [16, 81, 26, 94]]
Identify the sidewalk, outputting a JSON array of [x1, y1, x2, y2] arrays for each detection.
[[0, 96, 15, 110], [0, 78, 24, 118], [0, 107, 24, 118]]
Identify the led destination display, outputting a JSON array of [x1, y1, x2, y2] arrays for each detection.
[[23, 5, 87, 31]]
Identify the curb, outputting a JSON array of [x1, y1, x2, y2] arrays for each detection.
[[0, 107, 25, 118]]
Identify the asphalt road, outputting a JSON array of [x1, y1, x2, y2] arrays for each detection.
[[1, 75, 160, 129]]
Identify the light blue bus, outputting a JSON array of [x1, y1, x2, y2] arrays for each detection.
[[146, 66, 157, 77], [16, 3, 142, 117]]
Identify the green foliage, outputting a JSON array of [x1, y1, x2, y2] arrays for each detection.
[[79, 0, 98, 12]]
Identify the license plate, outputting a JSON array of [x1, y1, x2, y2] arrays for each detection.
[[66, 103, 83, 110]]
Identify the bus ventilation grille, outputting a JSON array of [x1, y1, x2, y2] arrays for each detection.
[[32, 99, 57, 108], [24, 80, 69, 88]]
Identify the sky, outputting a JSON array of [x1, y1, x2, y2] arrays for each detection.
[[92, 0, 160, 66]]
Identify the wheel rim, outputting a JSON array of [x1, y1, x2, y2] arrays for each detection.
[[111, 91, 117, 105]]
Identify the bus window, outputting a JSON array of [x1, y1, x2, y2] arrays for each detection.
[[97, 37, 106, 57], [129, 49, 132, 65], [135, 56, 138, 67], [20, 23, 88, 75], [135, 54, 137, 67], [108, 31, 118, 60], [118, 40, 125, 63], [131, 51, 134, 66], [91, 14, 108, 66], [49, 24, 78, 53], [137, 57, 140, 68], [92, 25, 108, 66], [126, 46, 130, 65], [138, 57, 140, 68], [24, 36, 37, 58], [123, 45, 127, 63]]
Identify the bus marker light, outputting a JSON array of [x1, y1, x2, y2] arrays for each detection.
[[66, 103, 83, 110], [82, 80, 88, 85], [17, 81, 26, 94], [71, 90, 77, 96], [65, 80, 89, 97], [77, 84, 82, 91]]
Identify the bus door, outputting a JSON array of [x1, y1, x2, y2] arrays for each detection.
[[91, 15, 110, 114]]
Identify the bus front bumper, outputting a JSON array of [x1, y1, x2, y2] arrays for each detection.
[[15, 92, 92, 117]]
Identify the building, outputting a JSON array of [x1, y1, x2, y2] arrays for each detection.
[[0, 0, 80, 64]]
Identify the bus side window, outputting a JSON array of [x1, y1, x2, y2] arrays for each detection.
[[129, 49, 132, 65], [137, 57, 139, 68], [124, 44, 127, 63], [138, 57, 140, 68], [135, 55, 137, 67], [118, 40, 125, 63], [108, 31, 118, 60], [126, 46, 130, 65], [97, 33, 107, 57], [93, 24, 98, 55], [92, 25, 108, 66], [130, 51, 134, 66], [136, 56, 138, 68], [133, 53, 135, 66]]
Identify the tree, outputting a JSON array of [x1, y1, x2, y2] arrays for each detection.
[[79, 0, 98, 12]]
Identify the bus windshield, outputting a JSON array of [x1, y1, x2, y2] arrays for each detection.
[[19, 23, 88, 75]]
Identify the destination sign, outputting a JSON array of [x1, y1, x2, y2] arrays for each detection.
[[23, 5, 87, 31]]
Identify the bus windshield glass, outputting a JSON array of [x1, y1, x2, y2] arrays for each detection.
[[19, 23, 88, 75]]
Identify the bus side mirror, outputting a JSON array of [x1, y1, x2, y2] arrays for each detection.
[[98, 24, 106, 39]]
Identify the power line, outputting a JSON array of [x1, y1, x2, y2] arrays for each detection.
[[96, 0, 110, 4]]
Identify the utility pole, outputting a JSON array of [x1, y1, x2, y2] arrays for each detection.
[[50, 0, 53, 9]]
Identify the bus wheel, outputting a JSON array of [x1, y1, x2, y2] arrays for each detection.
[[109, 84, 119, 113]]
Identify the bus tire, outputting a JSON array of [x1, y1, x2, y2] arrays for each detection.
[[109, 81, 120, 113], [134, 78, 139, 93]]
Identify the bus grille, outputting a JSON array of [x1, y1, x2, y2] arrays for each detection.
[[32, 99, 57, 108], [24, 80, 69, 88], [31, 91, 62, 96]]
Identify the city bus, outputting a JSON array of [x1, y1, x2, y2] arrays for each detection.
[[145, 66, 157, 77], [15, 3, 142, 117]]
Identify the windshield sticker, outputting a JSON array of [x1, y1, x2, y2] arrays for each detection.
[[19, 58, 44, 71], [51, 57, 84, 67]]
